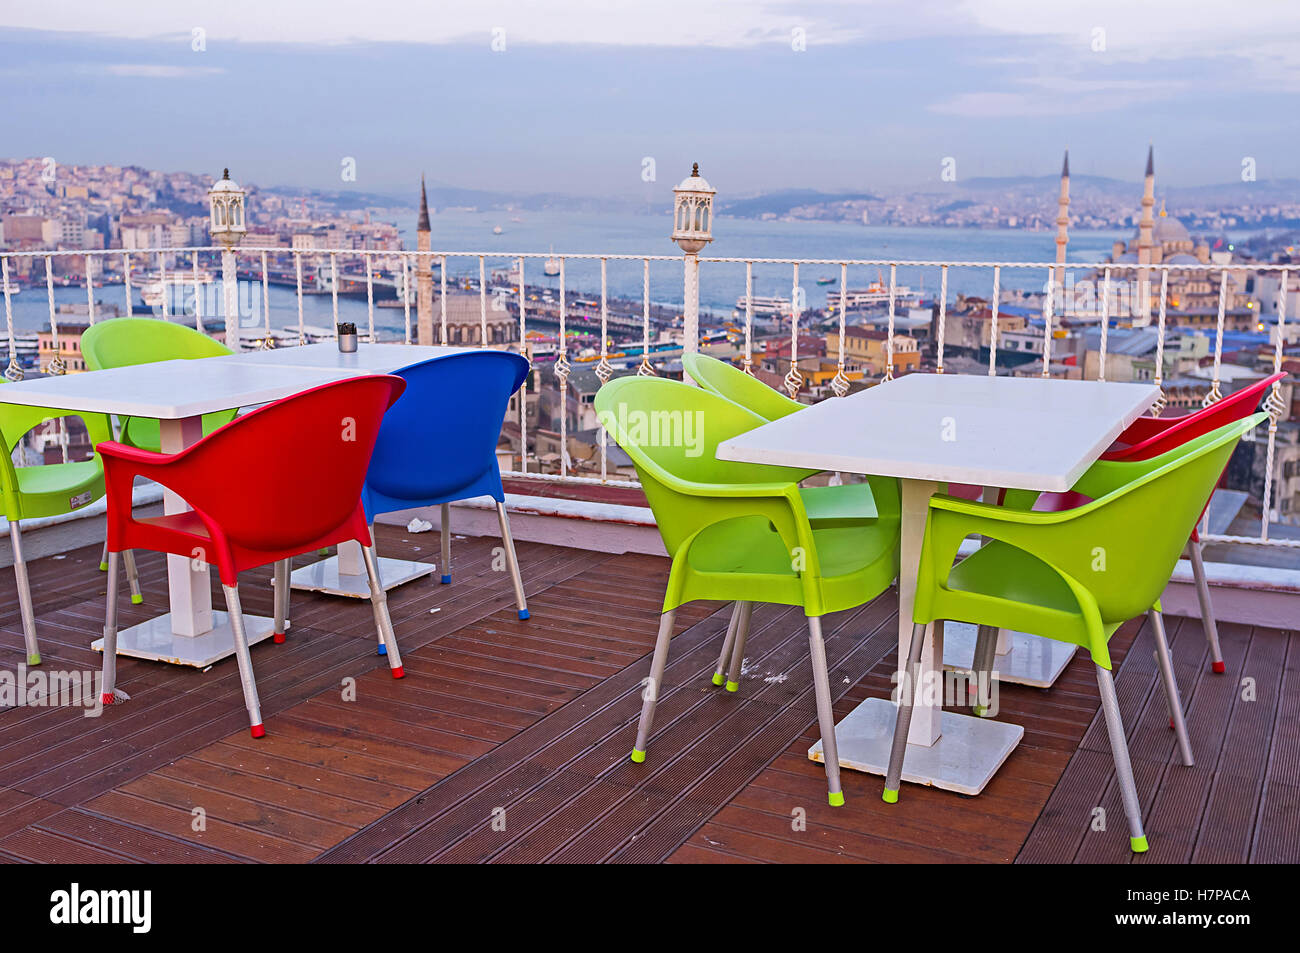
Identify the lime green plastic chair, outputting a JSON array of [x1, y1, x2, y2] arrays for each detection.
[[0, 401, 140, 664], [81, 318, 236, 453], [684, 352, 876, 526], [595, 375, 901, 806], [885, 412, 1267, 853]]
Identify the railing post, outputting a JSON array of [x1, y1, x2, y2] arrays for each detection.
[[221, 245, 241, 352], [681, 251, 700, 381]]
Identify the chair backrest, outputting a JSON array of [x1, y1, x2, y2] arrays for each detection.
[[362, 350, 529, 510], [683, 353, 804, 421], [81, 317, 232, 371], [1106, 371, 1285, 461], [595, 376, 814, 554], [167, 375, 404, 552], [1033, 413, 1266, 622], [0, 399, 113, 519]]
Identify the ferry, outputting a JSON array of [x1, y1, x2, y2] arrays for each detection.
[[733, 295, 790, 318], [826, 279, 921, 312], [543, 248, 561, 277]]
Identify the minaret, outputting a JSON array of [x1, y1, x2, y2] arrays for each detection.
[[416, 175, 434, 345], [1054, 149, 1070, 309], [1135, 145, 1155, 325]]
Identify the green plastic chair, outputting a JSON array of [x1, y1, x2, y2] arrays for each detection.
[[683, 352, 876, 525], [0, 400, 140, 664], [885, 412, 1267, 853], [81, 318, 236, 453], [595, 375, 902, 806]]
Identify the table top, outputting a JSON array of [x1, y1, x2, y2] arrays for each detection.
[[717, 374, 1159, 492], [0, 359, 364, 419], [217, 342, 472, 373]]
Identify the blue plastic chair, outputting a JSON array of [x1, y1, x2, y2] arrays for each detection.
[[361, 350, 532, 623]]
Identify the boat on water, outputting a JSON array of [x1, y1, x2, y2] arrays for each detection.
[[543, 247, 560, 277], [826, 278, 921, 312], [137, 270, 215, 310], [733, 294, 791, 318], [816, 276, 835, 286], [492, 225, 504, 235]]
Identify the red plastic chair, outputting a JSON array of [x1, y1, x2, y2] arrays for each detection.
[[97, 375, 408, 737], [1032, 371, 1285, 673]]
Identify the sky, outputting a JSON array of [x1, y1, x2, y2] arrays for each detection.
[[3, 0, 1299, 199]]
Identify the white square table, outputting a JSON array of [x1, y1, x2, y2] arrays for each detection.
[[0, 357, 377, 666], [717, 373, 1158, 795], [216, 343, 476, 598]]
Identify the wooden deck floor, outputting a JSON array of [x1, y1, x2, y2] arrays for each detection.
[[1, 526, 1295, 864]]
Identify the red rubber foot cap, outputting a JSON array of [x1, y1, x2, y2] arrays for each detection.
[[1169, 718, 1176, 730], [391, 666, 405, 679], [273, 631, 286, 644], [101, 692, 115, 705], [250, 724, 266, 739], [1212, 661, 1226, 674]]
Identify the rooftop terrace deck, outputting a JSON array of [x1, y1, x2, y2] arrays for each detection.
[[0, 525, 1295, 864]]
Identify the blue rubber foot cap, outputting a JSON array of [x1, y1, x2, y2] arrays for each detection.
[[27, 653, 41, 666], [440, 574, 452, 585], [518, 609, 530, 620], [98, 561, 109, 572], [882, 788, 899, 804], [711, 672, 725, 686], [1130, 835, 1149, 853], [130, 593, 143, 605], [725, 680, 739, 693], [377, 644, 388, 656], [828, 791, 845, 807], [630, 748, 646, 764]]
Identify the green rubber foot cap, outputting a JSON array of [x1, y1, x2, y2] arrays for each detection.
[[882, 788, 899, 804], [630, 748, 646, 764], [828, 791, 845, 807], [27, 653, 41, 666], [725, 680, 739, 693], [130, 593, 143, 605], [973, 705, 988, 717], [98, 561, 109, 572], [711, 672, 724, 686], [1130, 835, 1149, 853]]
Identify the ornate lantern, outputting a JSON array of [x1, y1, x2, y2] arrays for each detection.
[[671, 163, 714, 254], [207, 168, 246, 248]]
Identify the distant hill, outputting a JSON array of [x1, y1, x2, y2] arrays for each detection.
[[720, 189, 880, 218]]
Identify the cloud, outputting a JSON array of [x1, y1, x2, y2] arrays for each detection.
[[929, 76, 1188, 117], [101, 63, 225, 78]]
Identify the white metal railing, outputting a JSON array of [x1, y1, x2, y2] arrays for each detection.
[[1, 246, 1293, 552]]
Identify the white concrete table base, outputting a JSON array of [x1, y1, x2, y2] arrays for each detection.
[[91, 611, 276, 669], [289, 554, 436, 598], [942, 622, 1078, 689], [809, 697, 1023, 796]]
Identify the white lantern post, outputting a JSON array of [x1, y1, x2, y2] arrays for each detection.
[[671, 163, 714, 383], [208, 168, 247, 351]]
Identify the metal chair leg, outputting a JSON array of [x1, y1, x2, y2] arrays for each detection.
[[808, 616, 844, 806], [711, 603, 742, 687], [1095, 663, 1149, 853], [724, 601, 753, 692], [1188, 540, 1224, 673], [122, 549, 142, 605], [272, 558, 290, 643], [972, 623, 998, 716], [884, 621, 928, 803], [439, 502, 452, 584], [99, 551, 121, 705], [1148, 609, 1194, 767], [631, 609, 676, 763], [8, 521, 40, 665], [221, 583, 266, 738], [495, 501, 529, 620], [362, 543, 404, 677], [98, 540, 109, 572]]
